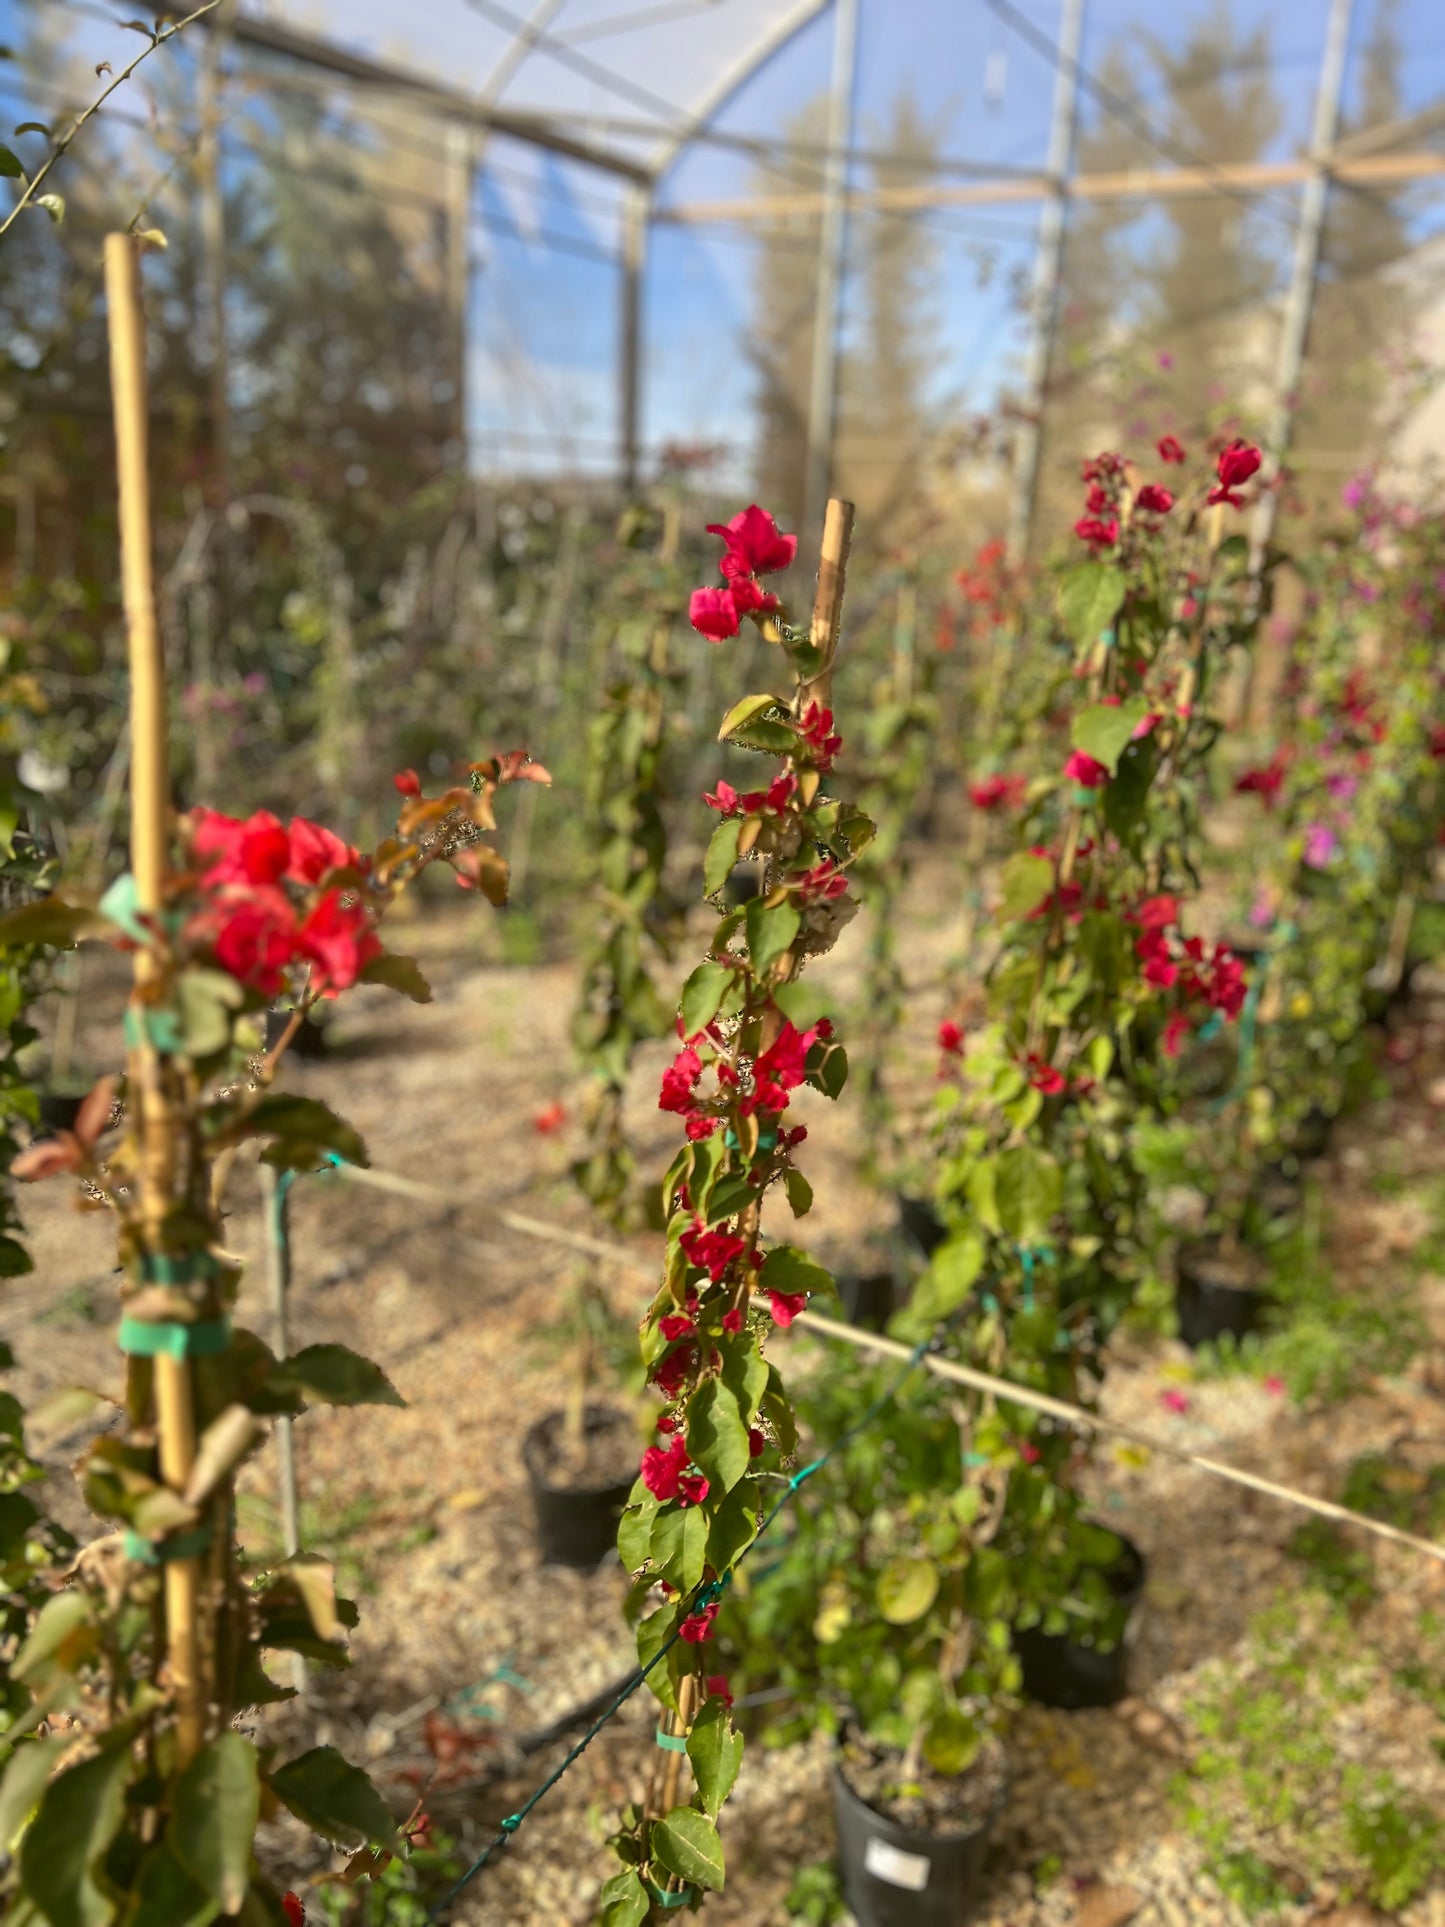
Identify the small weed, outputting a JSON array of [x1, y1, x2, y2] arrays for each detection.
[[785, 1860, 845, 1925]]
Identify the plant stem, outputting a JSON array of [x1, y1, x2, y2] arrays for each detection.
[[0, 4, 221, 238]]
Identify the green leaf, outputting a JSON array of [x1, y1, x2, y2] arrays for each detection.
[[923, 1704, 982, 1778], [652, 1805, 725, 1892], [1057, 561, 1125, 646], [703, 819, 742, 897], [211, 1093, 367, 1168], [169, 1732, 259, 1912], [650, 1504, 707, 1594], [782, 1169, 813, 1217], [274, 1345, 404, 1410], [0, 1738, 65, 1852], [358, 952, 433, 1003], [636, 1602, 680, 1713], [771, 981, 832, 1030], [716, 692, 794, 752], [760, 1245, 833, 1299], [876, 1556, 940, 1624], [679, 961, 731, 1041], [744, 898, 800, 978], [20, 1743, 133, 1927], [598, 1869, 650, 1927], [717, 1338, 767, 1422], [13, 1591, 93, 1681], [0, 896, 109, 951], [617, 1484, 658, 1572], [1071, 700, 1150, 776], [706, 1477, 759, 1571], [126, 1844, 219, 1927], [994, 1146, 1062, 1242], [684, 1380, 749, 1496], [0, 1233, 32, 1277], [997, 852, 1055, 924], [0, 144, 23, 177], [813, 1043, 848, 1100], [177, 968, 245, 1059], [266, 1747, 395, 1850], [913, 1232, 985, 1322], [686, 1697, 744, 1819], [760, 1363, 797, 1458]]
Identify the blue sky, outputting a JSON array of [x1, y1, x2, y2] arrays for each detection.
[[14, 0, 1445, 481]]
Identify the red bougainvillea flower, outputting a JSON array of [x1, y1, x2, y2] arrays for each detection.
[[767, 1289, 807, 1328], [746, 1020, 818, 1116], [705, 1673, 734, 1707], [652, 1341, 696, 1399], [283, 1896, 306, 1927], [1263, 1374, 1286, 1397], [748, 1427, 766, 1458], [532, 1101, 566, 1134], [1025, 1054, 1067, 1097], [721, 1306, 744, 1333], [659, 1046, 704, 1115], [794, 857, 849, 904], [1207, 438, 1262, 508], [678, 1471, 710, 1507], [1134, 894, 1178, 932], [706, 505, 797, 578], [640, 1435, 690, 1501], [728, 574, 780, 618], [1157, 435, 1186, 464], [689, 586, 741, 641], [1135, 483, 1175, 515], [191, 808, 292, 888], [212, 888, 300, 996], [1162, 1011, 1192, 1057], [1018, 1440, 1042, 1465], [798, 700, 843, 771], [287, 817, 361, 886], [1074, 516, 1120, 550], [703, 780, 740, 815], [680, 1601, 720, 1644], [969, 772, 1025, 811], [1160, 1386, 1191, 1414], [1064, 750, 1110, 789], [659, 1312, 694, 1342], [1235, 755, 1287, 807], [298, 890, 381, 995], [680, 1219, 747, 1283], [393, 769, 422, 797], [938, 1020, 964, 1055]]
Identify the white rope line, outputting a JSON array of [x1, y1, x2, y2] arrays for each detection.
[[320, 1160, 1445, 1567]]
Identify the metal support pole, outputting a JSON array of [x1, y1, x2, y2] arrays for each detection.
[[1006, 0, 1085, 564], [619, 181, 650, 496], [445, 121, 475, 468], [1253, 0, 1355, 563], [801, 0, 860, 545], [259, 1164, 302, 1565]]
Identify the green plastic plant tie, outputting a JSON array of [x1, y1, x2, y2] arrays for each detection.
[[138, 1251, 216, 1286], [980, 1291, 999, 1315], [118, 1315, 230, 1360], [645, 1882, 696, 1909], [1099, 627, 1116, 649], [1072, 786, 1099, 809], [963, 1451, 990, 1467], [122, 1523, 214, 1565], [653, 1727, 689, 1753], [122, 1005, 185, 1055]]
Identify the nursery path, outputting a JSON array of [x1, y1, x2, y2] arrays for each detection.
[[7, 883, 1445, 1926]]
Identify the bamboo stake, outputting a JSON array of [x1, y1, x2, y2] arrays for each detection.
[[105, 232, 205, 1767]]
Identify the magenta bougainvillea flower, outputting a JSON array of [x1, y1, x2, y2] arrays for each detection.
[[1064, 750, 1110, 789], [1207, 437, 1263, 508], [706, 504, 798, 578]]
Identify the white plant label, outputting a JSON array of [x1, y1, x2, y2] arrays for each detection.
[[863, 1837, 931, 1891]]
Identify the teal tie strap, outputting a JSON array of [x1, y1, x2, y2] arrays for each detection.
[[119, 1315, 230, 1360], [138, 1251, 216, 1286], [123, 1523, 213, 1565], [653, 1728, 689, 1754], [122, 1005, 185, 1054], [645, 1882, 696, 1909], [1072, 786, 1099, 808]]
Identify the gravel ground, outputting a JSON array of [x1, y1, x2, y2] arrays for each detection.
[[6, 871, 1445, 1926]]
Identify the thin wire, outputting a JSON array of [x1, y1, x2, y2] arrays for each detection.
[[424, 1331, 934, 1919], [980, 0, 1301, 231]]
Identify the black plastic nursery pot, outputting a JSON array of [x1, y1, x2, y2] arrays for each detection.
[[838, 1270, 897, 1330], [521, 1405, 637, 1570], [36, 1090, 87, 1135], [832, 1742, 1006, 1927], [1013, 1533, 1146, 1711], [1174, 1241, 1269, 1351], [897, 1193, 948, 1263]]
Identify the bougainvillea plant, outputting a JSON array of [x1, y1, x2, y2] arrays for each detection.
[[600, 503, 871, 1921], [0, 756, 544, 1923]]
